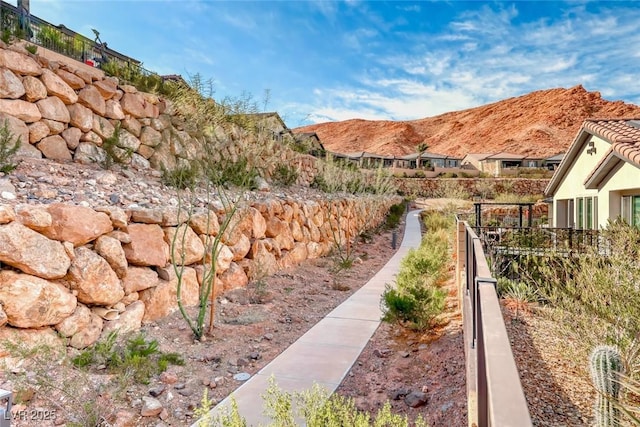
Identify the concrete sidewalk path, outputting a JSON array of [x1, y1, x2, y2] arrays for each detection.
[[196, 209, 424, 426]]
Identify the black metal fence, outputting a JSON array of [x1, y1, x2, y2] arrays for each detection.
[[0, 0, 161, 88], [475, 226, 603, 256]]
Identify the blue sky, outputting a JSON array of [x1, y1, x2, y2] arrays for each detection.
[[32, 1, 640, 128]]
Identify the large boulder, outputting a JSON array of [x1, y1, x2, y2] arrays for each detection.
[[66, 247, 124, 306], [0, 68, 25, 99], [0, 221, 70, 279], [69, 312, 103, 349], [42, 203, 113, 246], [93, 79, 118, 99], [139, 267, 199, 322], [0, 49, 41, 76], [120, 92, 146, 118], [28, 121, 50, 144], [67, 103, 93, 132], [189, 209, 220, 235], [14, 204, 51, 231], [123, 223, 168, 267], [22, 75, 47, 102], [94, 235, 128, 278], [105, 99, 125, 120], [77, 84, 106, 116], [0, 270, 77, 328], [164, 224, 205, 265], [55, 303, 92, 337], [122, 266, 159, 294], [55, 69, 85, 90], [40, 69, 78, 104], [219, 262, 249, 292], [100, 300, 145, 339], [0, 99, 41, 122], [37, 135, 72, 160], [36, 96, 70, 123]]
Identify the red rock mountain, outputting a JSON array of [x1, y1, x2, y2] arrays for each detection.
[[294, 85, 640, 158]]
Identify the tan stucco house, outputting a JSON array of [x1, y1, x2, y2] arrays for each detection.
[[545, 119, 640, 229]]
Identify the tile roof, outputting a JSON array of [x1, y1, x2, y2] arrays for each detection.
[[583, 119, 640, 167], [545, 118, 640, 195]]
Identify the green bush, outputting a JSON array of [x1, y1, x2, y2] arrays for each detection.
[[205, 155, 258, 189], [72, 332, 184, 385], [100, 123, 132, 169], [0, 120, 21, 173], [385, 202, 406, 229], [381, 219, 450, 331], [162, 163, 201, 189], [209, 377, 427, 426], [272, 163, 298, 187]]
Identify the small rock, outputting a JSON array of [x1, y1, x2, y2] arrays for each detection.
[[399, 351, 410, 358], [263, 333, 274, 341], [249, 352, 261, 361], [173, 383, 185, 390], [177, 388, 193, 397], [149, 385, 165, 397], [389, 387, 411, 400], [160, 372, 178, 384], [233, 372, 251, 381], [141, 396, 163, 417], [404, 391, 428, 408]]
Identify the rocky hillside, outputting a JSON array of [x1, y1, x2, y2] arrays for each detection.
[[295, 85, 640, 158]]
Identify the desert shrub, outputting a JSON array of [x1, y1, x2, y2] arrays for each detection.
[[515, 220, 640, 353], [161, 162, 201, 189], [0, 120, 21, 173], [422, 210, 454, 232], [433, 179, 469, 200], [312, 158, 396, 195], [493, 192, 543, 203], [72, 332, 184, 384], [209, 377, 427, 426], [385, 202, 406, 229], [272, 163, 299, 186], [414, 170, 426, 178], [204, 155, 258, 189], [100, 123, 133, 169], [381, 218, 450, 330], [101, 60, 168, 95], [475, 179, 496, 200]]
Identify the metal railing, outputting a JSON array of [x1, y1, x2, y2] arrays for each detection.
[[456, 219, 532, 427], [475, 226, 604, 256], [0, 0, 161, 88]]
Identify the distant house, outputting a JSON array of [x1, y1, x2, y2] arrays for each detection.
[[292, 131, 326, 157], [543, 153, 564, 170], [545, 119, 640, 229], [395, 152, 460, 169], [461, 152, 543, 175]]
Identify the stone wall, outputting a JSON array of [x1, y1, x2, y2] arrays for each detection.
[[0, 42, 320, 186], [0, 195, 399, 349], [394, 177, 550, 198]]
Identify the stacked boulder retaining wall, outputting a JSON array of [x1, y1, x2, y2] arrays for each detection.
[[0, 194, 400, 349], [0, 41, 320, 186], [394, 177, 549, 198]]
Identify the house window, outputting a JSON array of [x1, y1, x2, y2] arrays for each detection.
[[577, 198, 584, 229], [576, 197, 597, 229], [622, 196, 640, 227]]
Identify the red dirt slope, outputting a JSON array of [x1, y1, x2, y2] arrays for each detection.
[[294, 85, 640, 158]]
